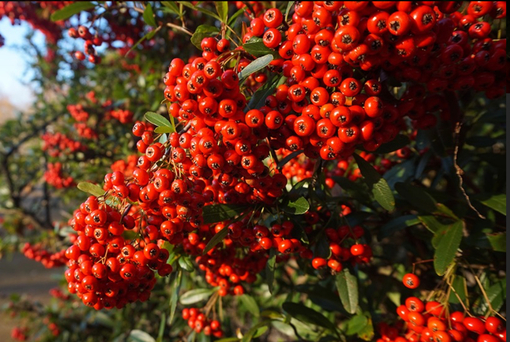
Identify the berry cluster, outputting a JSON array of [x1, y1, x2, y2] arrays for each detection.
[[182, 307, 224, 338], [41, 132, 87, 158], [68, 25, 102, 64], [22, 242, 67, 268], [44, 162, 75, 189], [108, 108, 134, 124], [10, 326, 28, 342], [64, 194, 174, 309]]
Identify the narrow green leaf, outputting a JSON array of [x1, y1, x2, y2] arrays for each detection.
[[238, 54, 273, 82], [145, 112, 173, 128], [215, 1, 228, 22], [448, 275, 467, 304], [395, 182, 437, 213], [238, 294, 259, 317], [202, 204, 248, 224], [179, 288, 215, 305], [266, 248, 276, 294], [434, 220, 463, 276], [241, 322, 269, 342], [77, 182, 104, 197], [215, 338, 240, 342], [483, 279, 506, 314], [336, 268, 359, 314], [282, 197, 309, 215], [169, 270, 182, 324], [156, 313, 166, 342], [486, 232, 506, 252], [353, 153, 395, 211], [378, 215, 420, 239], [190, 24, 220, 50], [127, 330, 156, 342], [161, 1, 181, 16], [178, 256, 195, 272], [373, 135, 411, 154], [202, 227, 228, 255], [357, 316, 375, 341], [228, 7, 246, 26], [246, 74, 286, 111], [474, 193, 506, 216], [177, 1, 220, 20], [50, 1, 95, 21], [285, 1, 295, 21], [418, 215, 444, 235], [143, 3, 157, 27], [277, 150, 304, 169], [243, 37, 279, 58], [154, 126, 174, 134], [282, 302, 338, 333], [434, 203, 459, 220]]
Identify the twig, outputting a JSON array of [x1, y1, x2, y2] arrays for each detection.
[[453, 122, 485, 219]]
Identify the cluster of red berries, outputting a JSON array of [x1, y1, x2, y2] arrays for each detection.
[[0, 1, 69, 45], [182, 307, 224, 338], [10, 326, 28, 342], [22, 242, 67, 268], [110, 155, 139, 178], [44, 162, 75, 189], [107, 108, 134, 124], [68, 25, 102, 64], [41, 132, 86, 158], [67, 104, 89, 122], [64, 195, 173, 309], [389, 298, 507, 342]]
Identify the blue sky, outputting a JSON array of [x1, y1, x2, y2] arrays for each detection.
[[0, 18, 45, 111]]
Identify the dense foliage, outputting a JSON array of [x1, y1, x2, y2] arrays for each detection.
[[0, 1, 506, 342]]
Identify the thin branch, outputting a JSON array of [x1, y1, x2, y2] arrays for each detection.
[[453, 122, 486, 219]]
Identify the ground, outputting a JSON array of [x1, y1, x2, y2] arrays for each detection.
[[0, 252, 61, 342]]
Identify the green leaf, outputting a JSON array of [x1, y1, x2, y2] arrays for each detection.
[[434, 203, 459, 220], [243, 37, 279, 58], [156, 313, 166, 342], [215, 339, 240, 342], [483, 279, 506, 314], [282, 197, 309, 215], [127, 330, 156, 342], [474, 193, 506, 216], [486, 232, 506, 252], [353, 153, 395, 211], [336, 268, 358, 314], [177, 1, 220, 20], [282, 302, 338, 333], [378, 215, 420, 240], [357, 316, 374, 341], [144, 112, 173, 128], [215, 1, 229, 22], [434, 220, 463, 276], [161, 1, 181, 15], [190, 24, 220, 50], [228, 7, 246, 26], [238, 294, 259, 317], [448, 275, 467, 304], [202, 227, 228, 255], [395, 182, 437, 213], [346, 314, 368, 335], [238, 54, 273, 82], [241, 322, 269, 342], [169, 270, 182, 324], [202, 204, 248, 224], [178, 256, 195, 272], [154, 126, 174, 134], [266, 248, 276, 294], [77, 182, 104, 197], [50, 1, 95, 21], [246, 74, 286, 111], [143, 3, 157, 27], [284, 1, 295, 21], [373, 134, 410, 154], [331, 176, 371, 203], [418, 215, 444, 235], [179, 288, 215, 305], [277, 150, 304, 169]]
